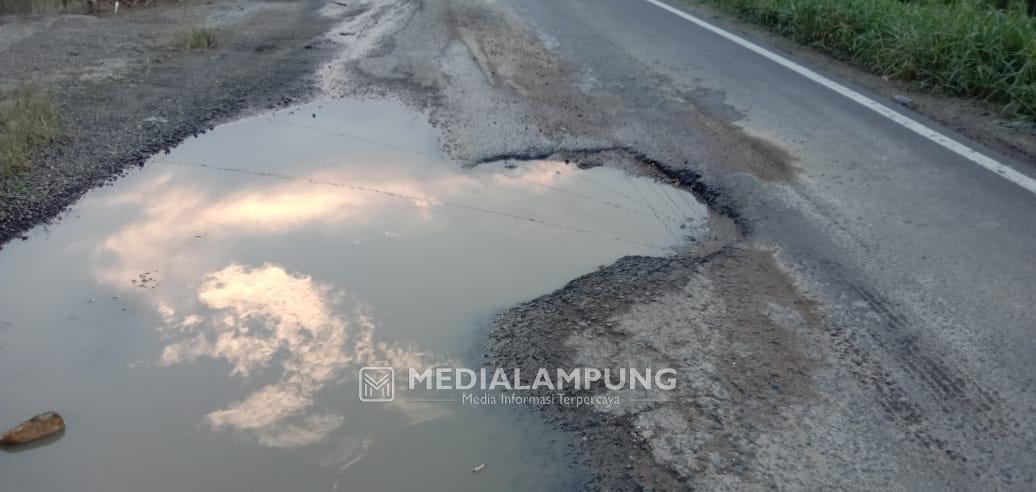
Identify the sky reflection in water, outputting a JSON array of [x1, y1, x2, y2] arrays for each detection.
[[0, 99, 706, 491]]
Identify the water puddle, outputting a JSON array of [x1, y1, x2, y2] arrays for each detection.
[[0, 99, 708, 490]]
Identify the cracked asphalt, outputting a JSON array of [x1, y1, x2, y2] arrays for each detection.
[[338, 0, 1036, 488], [3, 0, 1036, 489]]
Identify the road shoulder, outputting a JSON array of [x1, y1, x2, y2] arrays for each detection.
[[669, 0, 1036, 166], [0, 0, 345, 246]]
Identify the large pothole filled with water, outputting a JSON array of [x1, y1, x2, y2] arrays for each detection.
[[0, 99, 709, 490]]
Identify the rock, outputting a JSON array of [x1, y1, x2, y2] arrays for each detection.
[[893, 95, 914, 108], [0, 411, 65, 446]]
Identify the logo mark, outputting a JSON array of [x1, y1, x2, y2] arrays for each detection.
[[359, 367, 394, 402]]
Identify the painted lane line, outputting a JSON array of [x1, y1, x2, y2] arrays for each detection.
[[641, 0, 1036, 195]]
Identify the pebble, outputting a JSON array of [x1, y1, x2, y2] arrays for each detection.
[[0, 411, 65, 446], [893, 95, 914, 108]]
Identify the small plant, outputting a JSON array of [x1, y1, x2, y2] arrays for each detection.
[[173, 26, 218, 52], [0, 85, 61, 176]]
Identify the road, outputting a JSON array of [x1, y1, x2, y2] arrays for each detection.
[[346, 0, 1036, 488], [2, 0, 1035, 489]]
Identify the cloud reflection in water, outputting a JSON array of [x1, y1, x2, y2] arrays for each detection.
[[94, 156, 694, 452], [159, 263, 431, 448]]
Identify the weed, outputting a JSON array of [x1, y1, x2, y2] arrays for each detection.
[[173, 26, 218, 52], [0, 85, 61, 176]]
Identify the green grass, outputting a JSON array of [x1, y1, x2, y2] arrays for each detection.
[[173, 26, 218, 52], [0, 85, 61, 176], [693, 0, 1036, 119]]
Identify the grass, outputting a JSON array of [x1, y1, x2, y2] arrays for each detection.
[[0, 85, 61, 177], [691, 0, 1036, 119], [173, 26, 218, 52]]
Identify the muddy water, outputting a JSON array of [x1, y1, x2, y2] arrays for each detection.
[[0, 99, 708, 491]]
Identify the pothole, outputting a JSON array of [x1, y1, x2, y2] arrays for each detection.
[[0, 98, 712, 490]]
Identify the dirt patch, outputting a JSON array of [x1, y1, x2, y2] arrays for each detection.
[[484, 242, 829, 489], [0, 0, 348, 245], [722, 132, 798, 182]]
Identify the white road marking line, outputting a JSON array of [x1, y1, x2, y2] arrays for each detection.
[[641, 0, 1036, 195]]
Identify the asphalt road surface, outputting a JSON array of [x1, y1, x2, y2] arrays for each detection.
[[412, 0, 1036, 488], [3, 0, 1035, 489]]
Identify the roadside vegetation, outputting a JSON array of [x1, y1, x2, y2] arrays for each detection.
[[0, 85, 61, 177], [695, 0, 1036, 119], [173, 26, 218, 52]]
